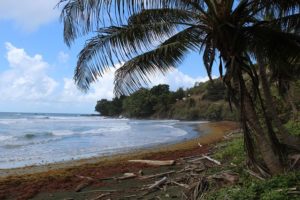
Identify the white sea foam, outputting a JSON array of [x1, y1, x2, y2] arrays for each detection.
[[81, 124, 131, 135], [52, 130, 75, 136], [0, 135, 13, 141]]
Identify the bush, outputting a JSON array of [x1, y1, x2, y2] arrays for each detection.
[[214, 138, 244, 165], [285, 120, 300, 136], [207, 171, 300, 200]]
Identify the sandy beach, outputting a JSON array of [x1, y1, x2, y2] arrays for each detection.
[[0, 121, 238, 200]]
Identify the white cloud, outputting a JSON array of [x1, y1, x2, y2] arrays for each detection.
[[58, 51, 70, 63], [60, 67, 210, 103], [151, 69, 211, 91], [0, 43, 210, 113], [0, 43, 58, 101], [0, 0, 59, 31]]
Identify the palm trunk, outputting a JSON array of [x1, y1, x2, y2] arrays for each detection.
[[235, 69, 284, 174], [258, 62, 300, 151], [243, 89, 284, 174]]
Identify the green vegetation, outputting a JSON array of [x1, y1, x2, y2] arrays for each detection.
[[95, 80, 238, 121], [205, 136, 300, 200], [285, 121, 300, 136], [208, 171, 300, 200], [189, 134, 300, 200]]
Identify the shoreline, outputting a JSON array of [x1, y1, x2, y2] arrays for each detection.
[[0, 121, 238, 179]]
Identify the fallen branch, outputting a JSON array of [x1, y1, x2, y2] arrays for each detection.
[[123, 194, 137, 198], [76, 175, 94, 181], [245, 169, 265, 181], [90, 193, 110, 200], [117, 173, 137, 180], [170, 181, 190, 189], [80, 189, 118, 194], [149, 177, 168, 190], [128, 160, 175, 166], [202, 155, 221, 165], [139, 170, 175, 180], [75, 180, 92, 192], [186, 157, 206, 163]]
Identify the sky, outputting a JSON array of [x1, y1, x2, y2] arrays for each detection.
[[0, 0, 218, 114]]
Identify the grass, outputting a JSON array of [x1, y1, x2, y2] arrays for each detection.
[[285, 120, 300, 136], [207, 171, 300, 200], [204, 135, 300, 200]]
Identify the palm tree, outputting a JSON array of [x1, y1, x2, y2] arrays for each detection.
[[59, 0, 300, 175]]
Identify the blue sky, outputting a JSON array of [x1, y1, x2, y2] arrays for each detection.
[[0, 0, 217, 114]]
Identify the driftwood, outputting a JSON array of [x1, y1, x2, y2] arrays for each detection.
[[202, 155, 221, 165], [90, 193, 110, 200], [75, 180, 92, 192], [139, 170, 175, 180], [245, 169, 265, 181], [128, 159, 175, 166], [186, 157, 206, 163], [76, 175, 94, 181], [117, 173, 137, 180], [170, 181, 190, 189], [80, 189, 118, 194], [149, 177, 168, 190]]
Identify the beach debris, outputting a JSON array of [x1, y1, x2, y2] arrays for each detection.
[[117, 172, 137, 180], [76, 175, 94, 181], [289, 154, 300, 168], [245, 169, 265, 181], [123, 194, 138, 198], [80, 189, 118, 194], [139, 170, 175, 180], [90, 192, 110, 200], [138, 169, 144, 176], [209, 171, 239, 185], [170, 180, 190, 189], [128, 159, 175, 166], [75, 180, 93, 192], [202, 155, 221, 165], [149, 177, 168, 190], [188, 177, 210, 200]]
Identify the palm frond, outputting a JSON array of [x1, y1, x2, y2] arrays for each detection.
[[58, 0, 204, 45], [74, 21, 188, 91], [255, 0, 300, 16], [268, 13, 300, 33], [246, 26, 300, 85], [114, 27, 202, 95], [128, 8, 198, 26]]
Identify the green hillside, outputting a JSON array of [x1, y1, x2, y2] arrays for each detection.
[[95, 79, 238, 121]]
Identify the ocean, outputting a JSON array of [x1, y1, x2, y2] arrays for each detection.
[[0, 112, 205, 169]]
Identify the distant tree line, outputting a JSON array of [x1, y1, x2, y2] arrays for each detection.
[[96, 84, 184, 117], [95, 80, 233, 120]]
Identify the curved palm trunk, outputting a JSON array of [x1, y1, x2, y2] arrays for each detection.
[[243, 90, 284, 174], [224, 58, 284, 174], [258, 62, 300, 151]]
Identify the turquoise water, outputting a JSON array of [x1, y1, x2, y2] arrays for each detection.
[[0, 112, 205, 169]]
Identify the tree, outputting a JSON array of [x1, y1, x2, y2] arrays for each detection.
[[59, 0, 300, 175], [122, 88, 154, 117]]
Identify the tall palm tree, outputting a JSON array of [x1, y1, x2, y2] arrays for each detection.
[[59, 0, 300, 175]]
